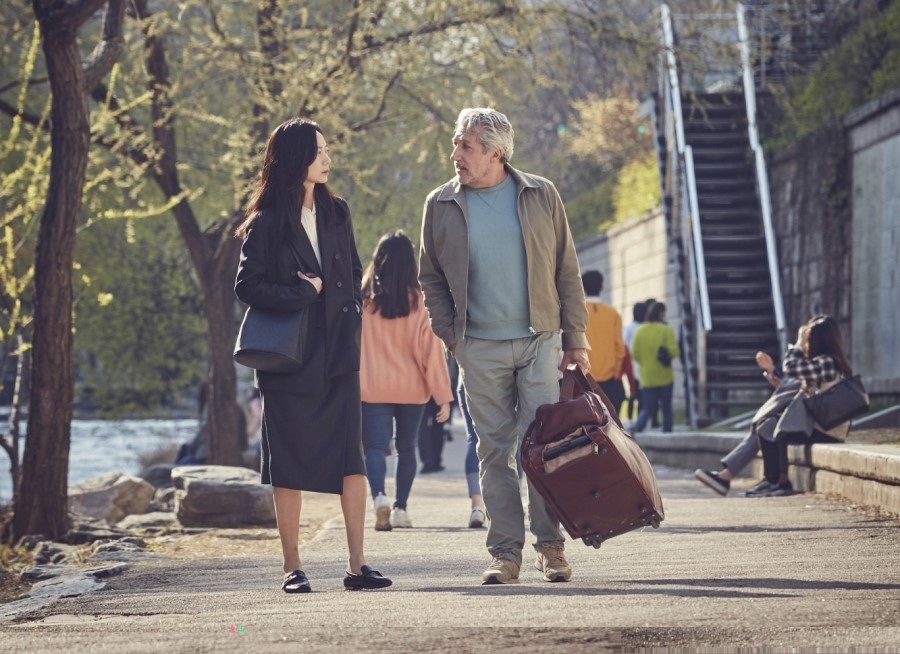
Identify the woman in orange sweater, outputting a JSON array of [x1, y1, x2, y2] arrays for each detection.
[[360, 231, 453, 531]]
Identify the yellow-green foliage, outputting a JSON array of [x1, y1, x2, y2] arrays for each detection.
[[612, 152, 660, 223], [564, 174, 616, 241], [777, 0, 900, 140], [0, 21, 47, 350], [570, 95, 654, 171], [565, 94, 659, 235]]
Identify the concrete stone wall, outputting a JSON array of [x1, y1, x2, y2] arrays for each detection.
[[576, 208, 674, 324], [844, 87, 900, 394], [767, 86, 900, 394], [768, 123, 853, 343]]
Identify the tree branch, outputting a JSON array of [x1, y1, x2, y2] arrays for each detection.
[[349, 70, 402, 131], [358, 5, 516, 53], [306, 4, 518, 109], [82, 0, 127, 91], [0, 76, 50, 96], [201, 0, 254, 68], [132, 0, 210, 273], [397, 82, 451, 125], [63, 0, 113, 29], [0, 98, 43, 127]]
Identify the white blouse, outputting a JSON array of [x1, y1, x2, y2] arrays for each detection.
[[300, 205, 321, 268]]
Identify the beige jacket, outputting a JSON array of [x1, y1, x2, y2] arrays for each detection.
[[418, 165, 588, 351]]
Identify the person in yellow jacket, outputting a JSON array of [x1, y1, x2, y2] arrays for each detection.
[[581, 270, 626, 415]]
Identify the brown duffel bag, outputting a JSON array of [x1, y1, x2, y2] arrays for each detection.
[[521, 367, 664, 548]]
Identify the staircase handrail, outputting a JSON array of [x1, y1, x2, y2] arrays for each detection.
[[662, 4, 713, 332], [737, 3, 787, 348], [684, 146, 712, 331], [661, 4, 685, 154]]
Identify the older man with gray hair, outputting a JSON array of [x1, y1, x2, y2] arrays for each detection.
[[419, 107, 590, 585]]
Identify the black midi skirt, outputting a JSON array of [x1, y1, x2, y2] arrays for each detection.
[[259, 373, 365, 494]]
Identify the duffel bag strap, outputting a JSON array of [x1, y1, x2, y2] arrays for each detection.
[[560, 367, 624, 429]]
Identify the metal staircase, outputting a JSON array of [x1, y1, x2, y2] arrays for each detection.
[[658, 4, 792, 424], [684, 92, 780, 416]]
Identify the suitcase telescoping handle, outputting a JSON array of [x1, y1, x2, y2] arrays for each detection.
[[542, 433, 593, 460], [561, 366, 624, 429]]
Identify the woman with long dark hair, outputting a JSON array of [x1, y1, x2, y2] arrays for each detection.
[[359, 231, 453, 531], [751, 315, 853, 497], [235, 118, 391, 593]]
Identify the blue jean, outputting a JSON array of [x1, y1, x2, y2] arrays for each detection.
[[362, 402, 426, 510], [457, 378, 481, 497], [633, 383, 674, 433]]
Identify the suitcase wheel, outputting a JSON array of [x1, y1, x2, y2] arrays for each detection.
[[582, 534, 603, 549], [642, 514, 662, 529]]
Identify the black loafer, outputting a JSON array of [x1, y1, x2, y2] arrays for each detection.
[[343, 564, 392, 590], [282, 569, 311, 593]]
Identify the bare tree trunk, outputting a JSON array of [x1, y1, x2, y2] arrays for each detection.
[[203, 243, 243, 465], [12, 26, 85, 540], [11, 0, 124, 542], [124, 0, 289, 467], [136, 0, 244, 465]]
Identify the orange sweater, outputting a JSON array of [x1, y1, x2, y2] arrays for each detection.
[[360, 291, 454, 405]]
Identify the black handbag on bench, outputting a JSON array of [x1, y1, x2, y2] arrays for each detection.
[[803, 375, 869, 430]]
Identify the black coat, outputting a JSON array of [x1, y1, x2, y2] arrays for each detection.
[[234, 199, 363, 392]]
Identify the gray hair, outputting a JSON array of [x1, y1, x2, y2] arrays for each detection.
[[454, 107, 515, 163]]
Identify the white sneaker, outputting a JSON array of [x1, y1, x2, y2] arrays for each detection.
[[468, 508, 486, 528], [390, 507, 412, 528], [373, 493, 392, 531]]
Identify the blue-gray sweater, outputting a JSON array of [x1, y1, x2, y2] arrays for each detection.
[[464, 175, 531, 340]]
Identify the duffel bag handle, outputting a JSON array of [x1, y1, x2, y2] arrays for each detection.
[[560, 366, 624, 430]]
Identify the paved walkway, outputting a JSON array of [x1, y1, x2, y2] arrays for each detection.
[[3, 426, 900, 653]]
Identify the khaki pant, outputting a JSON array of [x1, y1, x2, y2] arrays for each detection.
[[455, 331, 564, 567]]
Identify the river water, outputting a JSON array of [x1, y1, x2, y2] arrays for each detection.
[[0, 418, 198, 504]]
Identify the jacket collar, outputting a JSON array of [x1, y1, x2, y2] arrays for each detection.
[[435, 163, 538, 202]]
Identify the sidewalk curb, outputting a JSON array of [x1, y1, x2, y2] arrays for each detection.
[[634, 431, 900, 516]]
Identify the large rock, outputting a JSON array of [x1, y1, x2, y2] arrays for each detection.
[[116, 511, 179, 531], [172, 465, 275, 528], [138, 463, 175, 489], [68, 472, 156, 524]]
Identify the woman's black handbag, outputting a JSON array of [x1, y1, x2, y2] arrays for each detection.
[[233, 305, 308, 373], [803, 375, 869, 430]]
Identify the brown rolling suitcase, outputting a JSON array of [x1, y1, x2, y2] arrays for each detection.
[[521, 367, 664, 548]]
